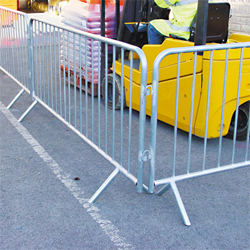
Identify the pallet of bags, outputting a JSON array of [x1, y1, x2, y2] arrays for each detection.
[[60, 0, 117, 96]]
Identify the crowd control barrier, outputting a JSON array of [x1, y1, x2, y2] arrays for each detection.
[[1, 6, 249, 226], [146, 43, 250, 225], [0, 9, 149, 202], [0, 7, 30, 109]]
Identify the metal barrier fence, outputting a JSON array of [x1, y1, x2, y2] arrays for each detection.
[[0, 9, 149, 202], [147, 43, 250, 225], [0, 7, 30, 109], [1, 6, 250, 226]]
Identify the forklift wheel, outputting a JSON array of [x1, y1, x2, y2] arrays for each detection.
[[102, 73, 126, 110], [226, 102, 249, 141]]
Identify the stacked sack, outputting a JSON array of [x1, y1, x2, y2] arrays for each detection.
[[60, 0, 118, 91]]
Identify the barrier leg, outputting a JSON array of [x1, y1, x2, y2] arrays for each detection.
[[170, 181, 191, 226], [156, 183, 171, 196], [18, 100, 38, 122], [89, 168, 120, 203], [7, 88, 25, 109]]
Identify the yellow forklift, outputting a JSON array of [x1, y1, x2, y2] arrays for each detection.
[[102, 0, 250, 140]]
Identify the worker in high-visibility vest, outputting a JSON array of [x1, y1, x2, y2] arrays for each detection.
[[148, 0, 198, 44]]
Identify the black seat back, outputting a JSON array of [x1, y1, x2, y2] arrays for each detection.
[[189, 2, 230, 43]]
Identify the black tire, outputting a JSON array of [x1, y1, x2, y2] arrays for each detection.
[[226, 102, 249, 141], [102, 73, 126, 110]]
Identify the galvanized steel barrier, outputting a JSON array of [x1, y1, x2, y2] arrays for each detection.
[[0, 7, 149, 202], [0, 7, 31, 111], [28, 16, 150, 201], [145, 43, 250, 225], [1, 6, 250, 226]]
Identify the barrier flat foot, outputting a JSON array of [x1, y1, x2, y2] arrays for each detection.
[[170, 181, 191, 226], [88, 168, 120, 204], [156, 183, 171, 196], [18, 100, 38, 122], [7, 88, 25, 109]]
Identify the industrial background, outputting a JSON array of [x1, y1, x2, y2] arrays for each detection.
[[1, 0, 249, 35]]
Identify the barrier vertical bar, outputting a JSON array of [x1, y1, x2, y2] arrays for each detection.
[[218, 49, 229, 167], [127, 52, 133, 174], [98, 41, 101, 148], [85, 36, 88, 138], [202, 50, 213, 171], [91, 38, 94, 141], [28, 18, 34, 99], [112, 46, 116, 160], [187, 52, 198, 174], [232, 48, 244, 162], [79, 34, 83, 134], [120, 47, 124, 166], [73, 33, 77, 128], [172, 53, 181, 177], [104, 43, 108, 153]]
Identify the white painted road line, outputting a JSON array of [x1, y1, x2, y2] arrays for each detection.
[[0, 100, 134, 250]]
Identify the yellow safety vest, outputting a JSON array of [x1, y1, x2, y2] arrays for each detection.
[[150, 0, 198, 40]]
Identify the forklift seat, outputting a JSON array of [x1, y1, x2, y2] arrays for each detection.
[[189, 2, 231, 43]]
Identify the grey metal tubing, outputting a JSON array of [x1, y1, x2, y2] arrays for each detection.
[[73, 33, 77, 128], [217, 49, 229, 168], [28, 19, 35, 100], [58, 28, 62, 117], [18, 100, 38, 122], [67, 31, 71, 124], [104, 42, 108, 154], [91, 38, 94, 141], [26, 15, 148, 198], [62, 30, 66, 119], [79, 35, 83, 134], [97, 41, 101, 148], [232, 48, 244, 163], [186, 52, 197, 174], [54, 27, 58, 114], [88, 168, 120, 204], [150, 42, 250, 193], [120, 48, 124, 166], [0, 7, 30, 99], [31, 94, 138, 185], [127, 52, 133, 174], [154, 161, 250, 187], [85, 36, 88, 138], [172, 53, 181, 177], [156, 183, 171, 196], [112, 46, 116, 160], [6, 88, 25, 109], [171, 181, 191, 226], [202, 50, 213, 171], [2, 9, 148, 198]]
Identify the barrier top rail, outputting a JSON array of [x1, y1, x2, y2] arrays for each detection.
[[28, 15, 147, 64], [153, 42, 250, 71]]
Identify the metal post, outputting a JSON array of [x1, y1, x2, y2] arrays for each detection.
[[28, 18, 35, 99], [116, 0, 120, 38], [194, 0, 209, 46], [101, 0, 105, 81]]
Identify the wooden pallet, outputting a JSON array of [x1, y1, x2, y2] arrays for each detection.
[[61, 66, 99, 96]]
